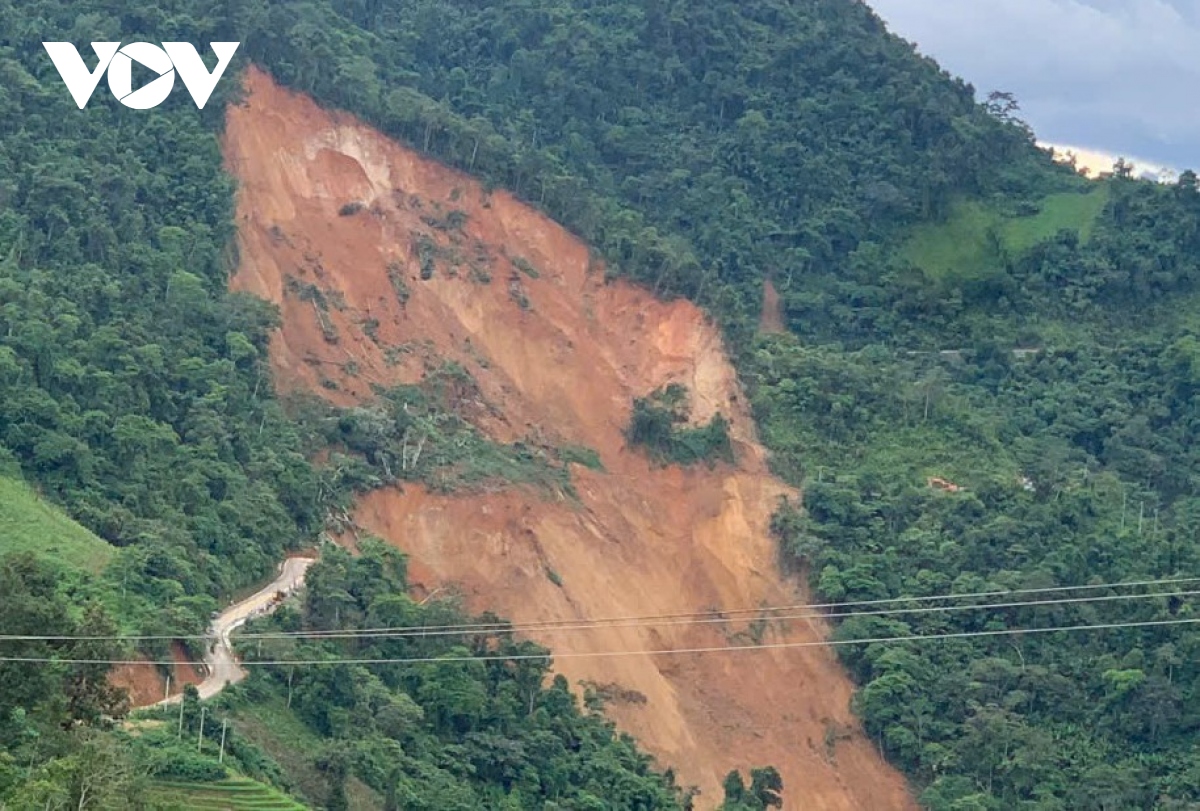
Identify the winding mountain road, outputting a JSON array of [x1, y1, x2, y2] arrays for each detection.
[[158, 556, 316, 705]]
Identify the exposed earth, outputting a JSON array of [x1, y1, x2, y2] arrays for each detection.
[[111, 643, 204, 707], [223, 66, 917, 810]]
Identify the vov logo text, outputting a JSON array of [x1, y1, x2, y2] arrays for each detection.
[[42, 42, 240, 110]]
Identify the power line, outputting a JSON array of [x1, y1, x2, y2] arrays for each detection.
[[54, 587, 1200, 643], [0, 577, 1194, 643], [244, 587, 1200, 640], [2, 616, 1197, 667], [245, 574, 1200, 636], [307, 573, 1200, 638]]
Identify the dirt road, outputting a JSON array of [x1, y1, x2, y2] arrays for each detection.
[[158, 556, 316, 704]]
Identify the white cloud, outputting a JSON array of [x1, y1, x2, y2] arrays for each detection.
[[865, 0, 1200, 168]]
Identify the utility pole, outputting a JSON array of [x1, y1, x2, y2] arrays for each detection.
[[197, 706, 207, 752], [177, 697, 185, 740], [218, 720, 228, 764], [163, 675, 171, 705]]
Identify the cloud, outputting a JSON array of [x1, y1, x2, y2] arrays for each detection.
[[865, 0, 1200, 169]]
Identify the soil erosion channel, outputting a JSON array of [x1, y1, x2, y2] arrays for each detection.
[[225, 67, 915, 810]]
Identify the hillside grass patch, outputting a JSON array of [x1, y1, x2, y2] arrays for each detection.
[[0, 476, 113, 573], [901, 185, 1110, 283]]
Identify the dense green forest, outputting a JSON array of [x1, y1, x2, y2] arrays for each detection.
[[2, 0, 1200, 808], [754, 333, 1200, 809]]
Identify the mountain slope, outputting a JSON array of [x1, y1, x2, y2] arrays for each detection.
[[225, 66, 916, 809], [0, 475, 113, 573], [236, 0, 1071, 346]]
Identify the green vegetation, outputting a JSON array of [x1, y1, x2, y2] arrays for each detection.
[[741, 170, 1200, 809], [233, 0, 1075, 349], [227, 543, 692, 809], [385, 259, 411, 306], [627, 384, 733, 467], [751, 320, 1200, 807], [230, 0, 1196, 803], [511, 256, 541, 279], [3, 0, 1200, 807], [0, 1, 320, 626], [718, 767, 783, 810], [1001, 188, 1110, 249], [0, 555, 134, 804], [226, 695, 384, 809], [293, 362, 578, 498], [0, 476, 114, 572], [900, 187, 1109, 283], [149, 778, 308, 811], [558, 444, 605, 471]]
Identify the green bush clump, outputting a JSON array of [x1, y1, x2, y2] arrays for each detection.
[[627, 384, 733, 466]]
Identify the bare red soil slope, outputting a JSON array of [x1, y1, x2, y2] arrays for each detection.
[[225, 67, 915, 810], [111, 643, 205, 706], [759, 279, 786, 335]]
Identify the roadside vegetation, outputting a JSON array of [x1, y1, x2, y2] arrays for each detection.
[[228, 543, 691, 809]]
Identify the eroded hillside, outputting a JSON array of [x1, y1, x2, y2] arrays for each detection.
[[225, 67, 915, 809]]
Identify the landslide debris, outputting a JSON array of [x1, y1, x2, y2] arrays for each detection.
[[225, 66, 916, 810]]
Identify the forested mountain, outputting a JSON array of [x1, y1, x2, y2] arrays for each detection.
[[1, 0, 1199, 809], [234, 0, 1069, 346]]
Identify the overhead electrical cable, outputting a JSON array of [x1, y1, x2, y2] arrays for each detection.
[[1, 616, 1197, 667], [0, 577, 1194, 642], [240, 574, 1200, 636]]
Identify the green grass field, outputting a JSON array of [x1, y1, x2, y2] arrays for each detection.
[[901, 185, 1110, 282], [149, 777, 308, 811], [0, 476, 113, 572], [1000, 188, 1110, 251]]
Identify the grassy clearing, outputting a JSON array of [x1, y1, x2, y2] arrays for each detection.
[[901, 185, 1110, 282], [1000, 187, 1110, 251], [900, 200, 1002, 281], [148, 777, 308, 810], [0, 476, 113, 572]]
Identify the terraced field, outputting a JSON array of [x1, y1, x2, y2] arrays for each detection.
[[149, 777, 308, 811]]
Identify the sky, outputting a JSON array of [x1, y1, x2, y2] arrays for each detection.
[[865, 0, 1200, 174]]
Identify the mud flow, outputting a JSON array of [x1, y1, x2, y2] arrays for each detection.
[[224, 67, 915, 809]]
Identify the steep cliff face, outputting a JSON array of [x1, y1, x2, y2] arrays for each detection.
[[225, 66, 915, 810]]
